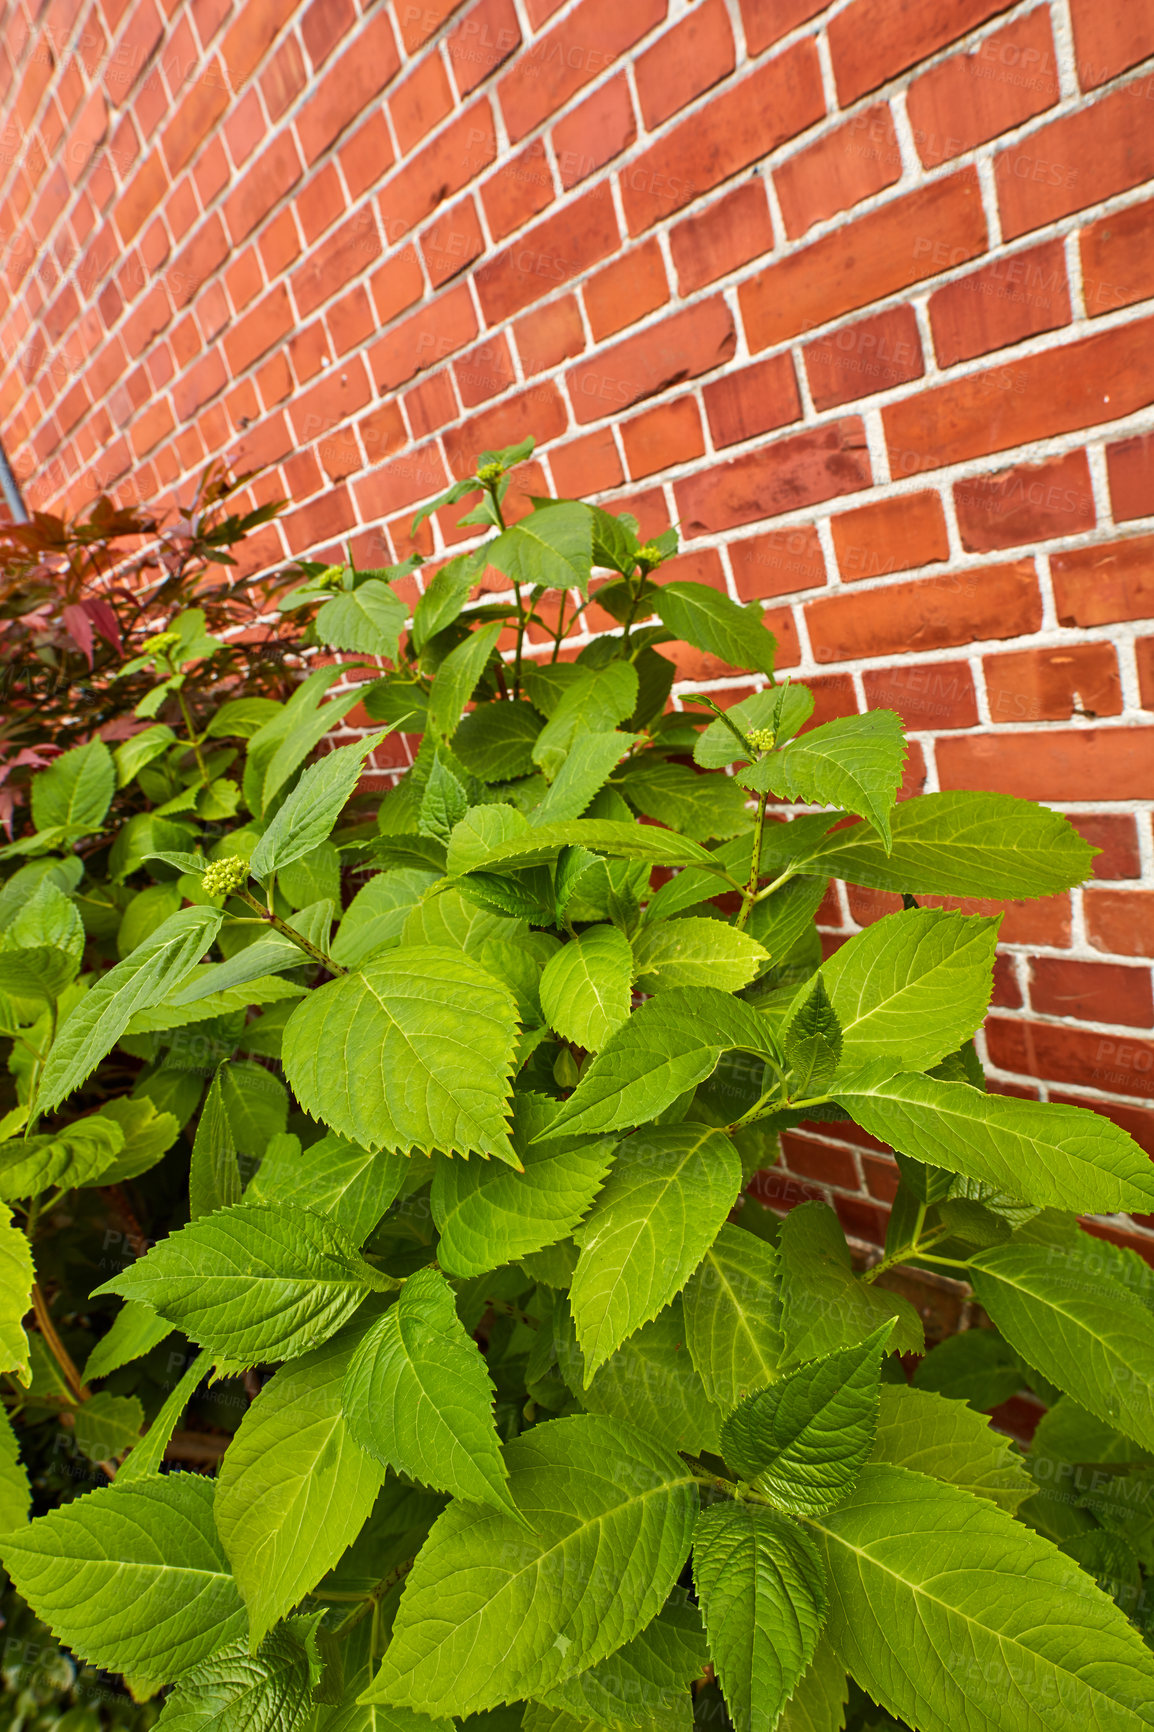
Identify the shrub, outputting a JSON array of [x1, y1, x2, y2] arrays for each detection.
[[1, 438, 1153, 1731]]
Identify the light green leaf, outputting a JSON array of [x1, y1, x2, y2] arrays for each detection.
[[36, 905, 223, 1115], [631, 917, 767, 995], [532, 733, 640, 826], [812, 1463, 1154, 1732], [870, 1385, 1034, 1514], [454, 700, 543, 782], [654, 584, 776, 678], [189, 1069, 241, 1220], [85, 1301, 172, 1382], [125, 972, 305, 1035], [419, 753, 470, 842], [316, 579, 408, 659], [155, 1616, 321, 1731], [410, 548, 486, 651], [93, 1096, 180, 1185], [447, 806, 530, 875], [777, 1635, 847, 1732], [971, 1234, 1154, 1452], [0, 1473, 246, 1682], [219, 1060, 290, 1159], [0, 1206, 33, 1386], [539, 926, 633, 1051], [758, 713, 905, 850], [429, 622, 504, 741], [693, 1502, 827, 1732], [531, 666, 639, 776], [721, 1323, 892, 1516], [776, 1203, 923, 1365], [535, 1589, 707, 1731], [215, 1325, 386, 1647], [487, 503, 594, 594], [205, 697, 282, 739], [571, 1123, 742, 1378], [362, 1414, 697, 1715], [31, 739, 116, 835], [0, 1116, 124, 1200], [344, 1267, 514, 1515], [694, 688, 815, 769], [73, 1391, 144, 1465], [810, 790, 1096, 900], [682, 1224, 783, 1409], [331, 869, 440, 966], [114, 724, 178, 787], [834, 1069, 1154, 1215], [0, 1407, 30, 1530], [95, 1202, 391, 1366], [401, 887, 521, 953], [746, 876, 828, 963], [119, 1349, 208, 1485], [283, 946, 520, 1161], [543, 989, 773, 1141], [556, 1298, 723, 1458], [458, 820, 717, 881], [245, 668, 365, 815], [619, 760, 754, 844], [247, 1132, 406, 1244], [280, 840, 342, 910], [250, 732, 387, 883], [820, 909, 998, 1074], [783, 976, 842, 1101]]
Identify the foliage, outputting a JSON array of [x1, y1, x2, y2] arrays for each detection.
[[0, 436, 1149, 1732]]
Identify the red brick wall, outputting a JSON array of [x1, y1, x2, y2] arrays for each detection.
[[2, 0, 1153, 1243]]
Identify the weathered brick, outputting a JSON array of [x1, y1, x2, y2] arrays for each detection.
[[929, 240, 1070, 367], [741, 170, 986, 350], [955, 448, 1096, 553], [354, 439, 449, 519], [1074, 814, 1143, 881], [804, 305, 923, 410], [669, 180, 774, 296], [260, 33, 305, 122], [453, 332, 517, 408], [1081, 195, 1154, 318], [621, 397, 705, 481], [906, 8, 1059, 168], [475, 183, 619, 324], [862, 661, 979, 730], [514, 296, 585, 376], [987, 1016, 1154, 1101], [1070, 0, 1154, 91], [827, 0, 1017, 105], [739, 0, 828, 56], [498, 0, 667, 143], [397, 0, 463, 52], [296, 16, 401, 163], [390, 49, 454, 156], [995, 77, 1154, 241], [701, 353, 801, 450], [548, 427, 624, 497], [583, 238, 669, 342], [420, 194, 484, 288], [446, 0, 521, 96], [553, 73, 635, 193], [567, 297, 735, 426], [369, 245, 424, 326], [1085, 890, 1154, 960], [830, 490, 950, 581], [775, 105, 901, 241], [368, 282, 477, 391], [983, 642, 1121, 725], [223, 131, 303, 244], [1108, 433, 1154, 524], [676, 419, 871, 535], [806, 558, 1041, 663], [404, 369, 459, 440], [635, 0, 735, 129], [480, 139, 554, 241], [379, 100, 496, 243], [937, 726, 1154, 802], [292, 207, 382, 319], [1051, 534, 1154, 628], [730, 526, 827, 600], [223, 282, 293, 375]]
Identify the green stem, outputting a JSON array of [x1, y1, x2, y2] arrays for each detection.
[[176, 685, 210, 783], [734, 791, 769, 932], [31, 1283, 88, 1405], [752, 865, 799, 904], [234, 886, 347, 976], [862, 1226, 967, 1285]]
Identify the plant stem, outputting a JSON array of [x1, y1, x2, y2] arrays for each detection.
[[176, 686, 210, 783], [234, 886, 347, 975], [734, 792, 769, 932], [31, 1283, 88, 1405], [862, 1225, 966, 1285]]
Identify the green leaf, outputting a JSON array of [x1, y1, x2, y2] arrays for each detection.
[[812, 1463, 1154, 1732], [870, 1385, 1034, 1514], [247, 1132, 406, 1244], [73, 1391, 144, 1465], [971, 1234, 1154, 1452], [834, 1068, 1154, 1215], [534, 1589, 707, 1730], [420, 753, 471, 842], [219, 1060, 290, 1158], [571, 1123, 742, 1377], [245, 668, 365, 815], [810, 790, 1096, 900], [912, 1327, 1024, 1412], [694, 688, 815, 768], [746, 876, 829, 965], [776, 1203, 923, 1365], [454, 819, 718, 878], [0, 1406, 30, 1530], [0, 1473, 246, 1683], [448, 806, 531, 876], [454, 700, 543, 782], [820, 909, 998, 1074], [532, 733, 640, 826], [401, 887, 521, 952], [487, 503, 593, 594], [119, 1350, 208, 1485], [189, 1069, 242, 1220], [344, 1267, 514, 1515], [654, 584, 776, 678], [631, 917, 767, 994], [283, 946, 520, 1161], [0, 1206, 33, 1386], [331, 868, 440, 966], [0, 1116, 124, 1200], [155, 1617, 322, 1731], [543, 989, 773, 1141], [35, 905, 223, 1115], [619, 760, 754, 844], [85, 1300, 172, 1382], [215, 1325, 386, 1647], [532, 666, 639, 777], [114, 723, 178, 787], [539, 925, 634, 1051], [249, 732, 387, 883], [30, 739, 116, 835], [693, 1503, 827, 1732], [429, 621, 504, 740], [783, 976, 843, 1101], [315, 579, 408, 659], [94, 1095, 180, 1185], [720, 1323, 892, 1516], [777, 1635, 848, 1732], [95, 1201, 391, 1366], [758, 713, 905, 850], [432, 1098, 613, 1277], [410, 548, 486, 650], [682, 1224, 783, 1409], [362, 1414, 697, 1715], [555, 1298, 723, 1458], [205, 697, 282, 739]]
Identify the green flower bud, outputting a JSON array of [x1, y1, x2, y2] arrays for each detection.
[[477, 460, 504, 485], [202, 856, 250, 897], [746, 727, 776, 752]]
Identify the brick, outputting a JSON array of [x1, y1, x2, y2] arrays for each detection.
[[281, 484, 357, 556], [984, 642, 1121, 725], [996, 78, 1154, 241], [548, 427, 623, 497], [775, 105, 901, 242], [1074, 814, 1142, 881], [498, 0, 666, 143], [446, 0, 521, 96], [326, 284, 376, 357], [1083, 196, 1154, 318], [420, 195, 484, 288], [290, 319, 332, 384], [1140, 639, 1154, 711], [105, 0, 165, 105], [259, 208, 301, 281], [804, 305, 923, 411], [807, 557, 1040, 663], [938, 726, 1154, 802], [669, 180, 774, 297], [831, 490, 949, 581], [986, 1016, 1154, 1101], [293, 207, 383, 319], [567, 297, 735, 426], [370, 245, 424, 326], [828, 0, 1016, 105], [621, 397, 705, 481], [1029, 957, 1152, 1028], [357, 398, 407, 466], [475, 183, 619, 325], [443, 382, 567, 477], [381, 100, 496, 242], [635, 0, 735, 129], [114, 152, 167, 244], [514, 296, 585, 376], [390, 51, 454, 156], [1051, 534, 1154, 627], [223, 132, 302, 244], [1070, 0, 1154, 91], [340, 112, 397, 202], [404, 369, 459, 440], [289, 355, 372, 446], [742, 170, 986, 352], [480, 139, 554, 241], [454, 333, 517, 408], [223, 282, 293, 375], [161, 59, 229, 177], [676, 418, 870, 536], [191, 133, 230, 209], [862, 660, 979, 730], [929, 240, 1070, 369], [621, 40, 824, 234], [301, 0, 356, 69], [885, 316, 1154, 476], [224, 86, 264, 169], [398, 0, 465, 51], [955, 449, 1096, 554], [583, 238, 669, 343], [847, 883, 1072, 947], [354, 439, 449, 519], [1106, 433, 1154, 524], [907, 8, 1059, 169], [553, 73, 635, 192], [730, 526, 827, 600], [671, 602, 800, 678], [1085, 890, 1154, 960], [260, 34, 305, 122], [740, 0, 828, 56], [702, 353, 801, 450], [173, 347, 226, 420], [369, 282, 477, 391], [296, 16, 401, 163]]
